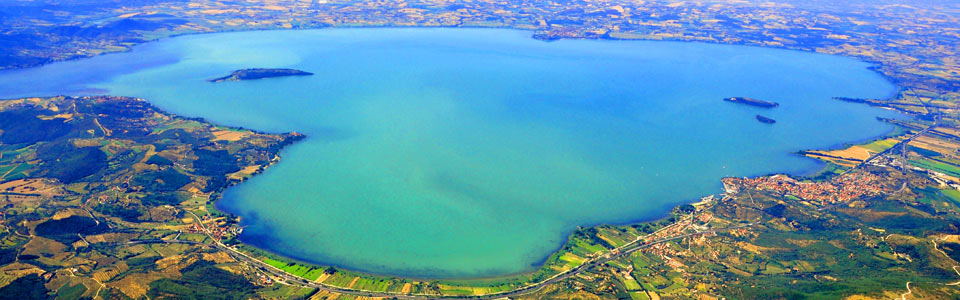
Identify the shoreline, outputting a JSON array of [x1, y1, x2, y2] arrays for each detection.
[[0, 27, 917, 286], [215, 129, 907, 283], [0, 25, 904, 102]]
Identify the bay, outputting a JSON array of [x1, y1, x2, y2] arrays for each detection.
[[0, 28, 901, 278]]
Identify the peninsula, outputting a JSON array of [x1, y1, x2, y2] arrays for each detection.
[[723, 96, 779, 108], [208, 68, 313, 82]]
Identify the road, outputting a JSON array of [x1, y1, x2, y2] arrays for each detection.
[[185, 210, 752, 299], [126, 239, 202, 246], [900, 281, 912, 300], [857, 119, 935, 170], [814, 125, 934, 213]]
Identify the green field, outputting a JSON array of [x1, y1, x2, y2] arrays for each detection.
[[860, 137, 900, 153], [558, 252, 586, 267], [619, 275, 642, 290], [942, 188, 960, 204], [0, 163, 32, 181], [910, 159, 960, 177], [262, 257, 324, 281], [630, 291, 651, 300]]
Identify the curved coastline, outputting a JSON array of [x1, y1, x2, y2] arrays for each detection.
[[216, 127, 904, 281], [0, 28, 909, 281]]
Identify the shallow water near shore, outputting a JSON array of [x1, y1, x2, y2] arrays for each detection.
[[0, 28, 901, 278]]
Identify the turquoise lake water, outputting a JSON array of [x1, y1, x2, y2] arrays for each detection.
[[0, 28, 901, 278]]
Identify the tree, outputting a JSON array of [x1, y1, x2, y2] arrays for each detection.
[[324, 266, 337, 275]]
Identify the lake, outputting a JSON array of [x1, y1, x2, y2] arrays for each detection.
[[0, 28, 900, 278]]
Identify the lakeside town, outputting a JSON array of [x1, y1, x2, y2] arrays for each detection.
[[724, 171, 886, 206]]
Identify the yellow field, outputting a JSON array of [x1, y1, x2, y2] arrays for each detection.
[[21, 237, 67, 258], [805, 137, 903, 167], [111, 272, 163, 299], [212, 129, 249, 141], [228, 165, 261, 180], [0, 178, 63, 198], [92, 261, 129, 282], [0, 263, 45, 288], [804, 149, 867, 167], [910, 134, 960, 157]]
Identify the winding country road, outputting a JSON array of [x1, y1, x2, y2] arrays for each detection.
[[900, 281, 912, 300]]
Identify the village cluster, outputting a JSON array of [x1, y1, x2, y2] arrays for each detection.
[[724, 171, 887, 206]]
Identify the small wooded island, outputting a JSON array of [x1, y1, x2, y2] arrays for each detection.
[[723, 96, 779, 108], [208, 68, 313, 82], [756, 115, 776, 124]]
